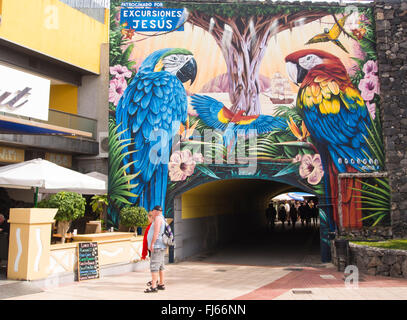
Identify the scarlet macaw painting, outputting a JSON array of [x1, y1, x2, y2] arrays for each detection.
[[108, 1, 388, 261]]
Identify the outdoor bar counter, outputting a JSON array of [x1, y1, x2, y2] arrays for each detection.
[[6, 208, 144, 282]]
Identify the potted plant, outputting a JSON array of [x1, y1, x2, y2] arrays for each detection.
[[39, 191, 86, 243], [90, 194, 108, 230], [119, 206, 148, 235]]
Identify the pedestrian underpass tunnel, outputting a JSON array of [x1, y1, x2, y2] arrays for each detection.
[[172, 179, 321, 265]]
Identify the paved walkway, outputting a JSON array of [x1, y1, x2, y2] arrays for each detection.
[[1, 224, 407, 300], [2, 261, 407, 300]]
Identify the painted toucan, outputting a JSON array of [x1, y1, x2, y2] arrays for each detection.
[[190, 94, 287, 151], [305, 14, 350, 53], [115, 48, 197, 211], [285, 49, 374, 229]]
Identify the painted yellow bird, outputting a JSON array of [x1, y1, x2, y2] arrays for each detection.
[[305, 14, 350, 53]]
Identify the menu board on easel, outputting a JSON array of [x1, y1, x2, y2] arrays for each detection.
[[77, 242, 100, 281]]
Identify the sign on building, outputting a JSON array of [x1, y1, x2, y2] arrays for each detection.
[[0, 64, 50, 121], [120, 2, 185, 32], [0, 146, 24, 163], [45, 152, 72, 168]]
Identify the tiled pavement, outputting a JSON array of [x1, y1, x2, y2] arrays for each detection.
[[1, 224, 407, 300], [235, 265, 407, 300], [2, 261, 407, 300]]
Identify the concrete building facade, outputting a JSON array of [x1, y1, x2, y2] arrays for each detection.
[[0, 0, 110, 208]]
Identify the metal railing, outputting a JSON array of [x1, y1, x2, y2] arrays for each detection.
[[47, 109, 98, 139], [0, 109, 98, 139]]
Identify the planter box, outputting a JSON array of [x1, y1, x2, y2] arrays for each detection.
[[7, 208, 58, 280]]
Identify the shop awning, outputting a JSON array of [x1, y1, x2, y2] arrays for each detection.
[[0, 114, 92, 137], [0, 158, 106, 194]]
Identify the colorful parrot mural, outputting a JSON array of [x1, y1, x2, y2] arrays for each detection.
[[285, 49, 374, 230], [115, 48, 197, 212], [305, 14, 351, 53], [108, 1, 388, 261], [190, 94, 288, 152]]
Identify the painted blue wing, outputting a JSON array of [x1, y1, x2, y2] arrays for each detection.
[[115, 70, 187, 211], [300, 87, 372, 173], [234, 114, 288, 134], [191, 93, 288, 153], [190, 94, 226, 131], [191, 94, 287, 134]]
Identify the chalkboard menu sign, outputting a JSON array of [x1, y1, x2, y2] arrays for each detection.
[[77, 242, 100, 281]]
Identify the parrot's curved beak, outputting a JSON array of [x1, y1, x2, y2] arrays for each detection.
[[177, 57, 197, 85], [286, 61, 308, 85]]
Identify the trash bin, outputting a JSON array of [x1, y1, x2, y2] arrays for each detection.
[[334, 239, 349, 271]]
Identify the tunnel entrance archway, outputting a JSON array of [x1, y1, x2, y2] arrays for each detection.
[[170, 178, 322, 266]]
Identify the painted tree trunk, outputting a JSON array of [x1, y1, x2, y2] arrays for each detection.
[[223, 35, 263, 115], [187, 11, 329, 115]]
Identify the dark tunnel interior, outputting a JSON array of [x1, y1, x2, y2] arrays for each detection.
[[175, 179, 321, 266]]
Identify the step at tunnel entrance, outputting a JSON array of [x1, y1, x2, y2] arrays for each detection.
[[172, 179, 321, 266]]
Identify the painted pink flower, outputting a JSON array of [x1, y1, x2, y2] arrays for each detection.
[[109, 77, 127, 106], [299, 154, 324, 185], [359, 14, 370, 23], [292, 154, 302, 163], [352, 42, 366, 61], [192, 152, 204, 164], [345, 12, 359, 30], [168, 150, 196, 181], [367, 102, 376, 120], [362, 60, 378, 76], [110, 65, 132, 79], [347, 65, 358, 77], [358, 74, 380, 101], [188, 108, 198, 117], [114, 10, 121, 26]]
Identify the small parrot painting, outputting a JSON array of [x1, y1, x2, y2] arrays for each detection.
[[305, 14, 350, 53], [285, 49, 374, 229], [190, 94, 288, 152], [115, 48, 197, 212]]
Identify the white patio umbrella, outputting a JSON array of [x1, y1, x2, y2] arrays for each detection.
[[272, 193, 296, 201], [288, 192, 315, 198], [86, 171, 107, 184], [0, 158, 106, 204]]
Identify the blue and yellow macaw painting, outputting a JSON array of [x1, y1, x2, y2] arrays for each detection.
[[108, 1, 387, 261], [115, 48, 197, 212]]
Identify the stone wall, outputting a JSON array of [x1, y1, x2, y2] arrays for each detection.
[[338, 226, 393, 241], [375, 0, 407, 238], [349, 243, 407, 278], [331, 241, 407, 278]]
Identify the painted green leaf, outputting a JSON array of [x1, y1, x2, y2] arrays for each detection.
[[195, 165, 220, 179], [273, 162, 299, 178]]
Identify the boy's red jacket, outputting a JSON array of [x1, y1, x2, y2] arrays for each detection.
[[141, 223, 152, 260]]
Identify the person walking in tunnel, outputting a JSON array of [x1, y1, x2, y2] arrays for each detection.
[[285, 201, 291, 226], [310, 200, 319, 227], [290, 201, 298, 229], [299, 202, 306, 227], [265, 202, 276, 231], [278, 203, 287, 228], [304, 200, 312, 228]]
